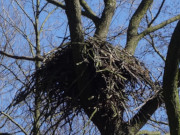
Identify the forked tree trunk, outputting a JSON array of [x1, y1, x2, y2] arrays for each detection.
[[63, 0, 162, 135]]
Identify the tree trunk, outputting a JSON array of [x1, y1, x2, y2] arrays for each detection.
[[33, 1, 41, 134], [163, 21, 180, 134], [63, 1, 162, 135]]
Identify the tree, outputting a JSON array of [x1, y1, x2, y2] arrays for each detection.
[[0, 0, 58, 134], [163, 20, 180, 134], [0, 0, 180, 134]]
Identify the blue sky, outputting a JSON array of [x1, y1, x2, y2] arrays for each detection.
[[0, 0, 180, 134]]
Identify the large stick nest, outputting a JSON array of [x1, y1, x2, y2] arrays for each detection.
[[13, 37, 157, 122]]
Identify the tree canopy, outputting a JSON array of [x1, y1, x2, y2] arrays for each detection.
[[0, 0, 180, 134]]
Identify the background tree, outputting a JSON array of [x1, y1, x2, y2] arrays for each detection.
[[0, 0, 180, 134], [0, 0, 60, 134]]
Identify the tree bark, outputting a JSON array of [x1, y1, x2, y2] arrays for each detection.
[[45, 1, 180, 134], [94, 0, 116, 39], [64, 1, 163, 135], [33, 1, 41, 134], [163, 20, 180, 134], [125, 0, 153, 54]]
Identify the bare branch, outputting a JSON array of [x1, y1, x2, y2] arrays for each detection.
[[0, 51, 43, 61], [125, 0, 180, 55], [125, 0, 153, 54], [128, 92, 163, 133], [46, 0, 65, 9], [0, 14, 35, 57], [148, 0, 166, 27], [40, 7, 58, 33], [0, 111, 28, 135], [1, 64, 26, 85], [94, 0, 116, 39], [39, 2, 49, 14], [14, 0, 34, 25], [145, 34, 166, 61], [46, 0, 99, 25], [149, 118, 168, 125], [80, 0, 99, 25], [140, 14, 180, 38]]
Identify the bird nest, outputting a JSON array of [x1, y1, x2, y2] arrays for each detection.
[[13, 37, 157, 122]]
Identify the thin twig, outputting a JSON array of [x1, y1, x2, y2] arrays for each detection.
[[0, 111, 28, 135]]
